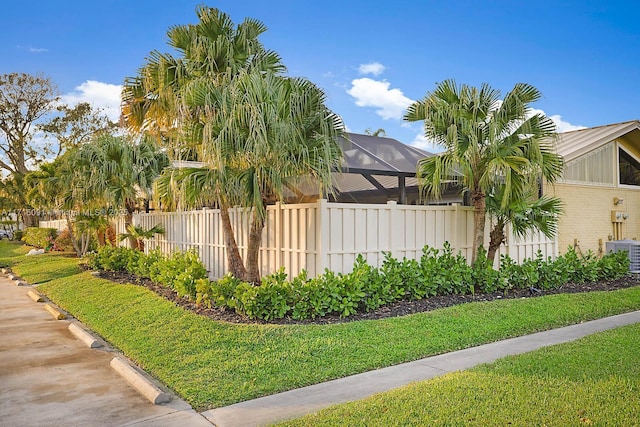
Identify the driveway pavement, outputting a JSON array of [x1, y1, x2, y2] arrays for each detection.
[[0, 276, 211, 427]]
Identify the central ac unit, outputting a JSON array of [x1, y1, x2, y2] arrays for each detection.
[[606, 239, 640, 273]]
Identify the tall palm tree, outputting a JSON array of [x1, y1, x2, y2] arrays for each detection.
[[485, 185, 563, 264], [122, 6, 284, 279], [71, 134, 169, 237], [404, 80, 563, 262], [166, 70, 343, 283], [121, 5, 284, 141]]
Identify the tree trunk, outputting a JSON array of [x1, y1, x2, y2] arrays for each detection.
[[487, 219, 506, 266], [220, 204, 247, 280], [96, 228, 106, 247], [66, 215, 82, 257], [246, 208, 266, 285], [105, 225, 117, 246], [471, 189, 486, 264], [124, 200, 136, 249]]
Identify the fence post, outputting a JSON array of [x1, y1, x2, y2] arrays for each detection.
[[316, 199, 329, 277], [387, 201, 401, 258], [275, 202, 282, 274]]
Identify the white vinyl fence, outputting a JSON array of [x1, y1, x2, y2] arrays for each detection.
[[41, 200, 557, 279]]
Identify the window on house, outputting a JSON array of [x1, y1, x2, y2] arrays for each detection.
[[562, 143, 614, 185], [619, 147, 640, 186]]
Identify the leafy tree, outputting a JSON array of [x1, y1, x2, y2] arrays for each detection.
[[122, 6, 285, 279], [0, 73, 58, 174], [39, 102, 117, 157], [405, 80, 563, 262]]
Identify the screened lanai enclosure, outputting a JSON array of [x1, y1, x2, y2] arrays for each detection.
[[288, 133, 463, 205]]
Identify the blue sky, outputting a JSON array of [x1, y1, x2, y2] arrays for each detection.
[[3, 0, 640, 151]]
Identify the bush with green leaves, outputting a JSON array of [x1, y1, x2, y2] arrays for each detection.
[[85, 241, 632, 322], [12, 229, 23, 241], [22, 227, 57, 249], [85, 245, 208, 299]]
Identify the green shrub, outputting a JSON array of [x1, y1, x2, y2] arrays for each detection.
[[12, 229, 23, 241], [53, 229, 74, 251], [149, 250, 208, 298], [22, 227, 57, 249], [597, 249, 630, 279], [420, 243, 473, 295], [82, 240, 634, 322], [95, 245, 133, 272], [471, 247, 504, 293]]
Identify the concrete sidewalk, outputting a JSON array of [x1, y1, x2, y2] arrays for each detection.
[[203, 310, 640, 427], [0, 276, 212, 427]]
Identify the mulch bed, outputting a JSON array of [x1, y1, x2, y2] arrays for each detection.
[[95, 270, 640, 325]]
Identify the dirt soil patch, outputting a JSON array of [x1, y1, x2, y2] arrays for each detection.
[[96, 270, 640, 325]]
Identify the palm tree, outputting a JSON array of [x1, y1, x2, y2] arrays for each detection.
[[404, 80, 563, 262], [118, 224, 164, 251], [122, 6, 292, 277], [122, 6, 284, 280], [485, 185, 563, 264], [0, 173, 37, 227], [71, 134, 169, 240], [121, 5, 284, 141], [25, 151, 103, 256], [73, 213, 112, 255], [182, 70, 343, 283]]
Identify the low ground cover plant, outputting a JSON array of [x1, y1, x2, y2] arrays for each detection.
[[85, 243, 630, 321]]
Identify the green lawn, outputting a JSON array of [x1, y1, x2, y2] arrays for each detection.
[[3, 240, 640, 411], [279, 323, 640, 426]]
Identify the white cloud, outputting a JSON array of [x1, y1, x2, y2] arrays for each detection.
[[60, 80, 122, 122], [548, 114, 587, 132], [528, 108, 586, 132], [358, 62, 386, 76], [16, 45, 48, 53], [410, 133, 442, 153], [347, 78, 414, 120]]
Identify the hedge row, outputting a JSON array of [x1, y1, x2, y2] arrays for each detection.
[[85, 243, 630, 321], [86, 246, 208, 298]]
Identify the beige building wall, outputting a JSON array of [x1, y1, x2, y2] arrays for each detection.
[[547, 182, 640, 255]]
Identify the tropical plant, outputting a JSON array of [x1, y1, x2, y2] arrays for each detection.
[[69, 133, 169, 238], [121, 5, 284, 141], [404, 80, 564, 261], [122, 6, 284, 280], [124, 6, 342, 283], [118, 224, 165, 251], [0, 172, 40, 226], [74, 213, 111, 248], [486, 185, 563, 264], [182, 70, 343, 283]]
